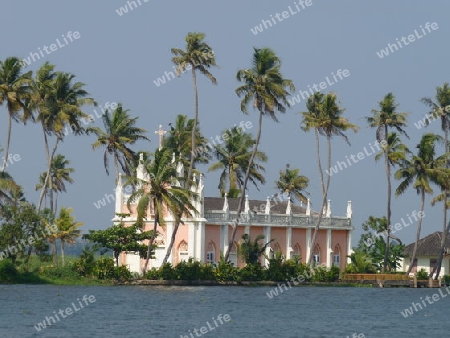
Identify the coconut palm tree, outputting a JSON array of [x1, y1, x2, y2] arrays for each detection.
[[224, 47, 295, 262], [395, 133, 450, 275], [54, 207, 83, 266], [36, 154, 74, 214], [421, 83, 450, 278], [0, 171, 24, 207], [275, 164, 309, 204], [126, 148, 198, 274], [35, 71, 96, 211], [208, 127, 267, 198], [171, 32, 218, 183], [88, 104, 149, 183], [238, 233, 274, 265], [301, 92, 358, 266], [163, 114, 211, 176], [366, 93, 408, 272], [0, 57, 32, 171]]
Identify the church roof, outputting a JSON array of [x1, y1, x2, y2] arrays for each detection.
[[204, 197, 311, 215], [403, 231, 450, 256]]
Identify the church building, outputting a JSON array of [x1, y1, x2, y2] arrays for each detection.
[[113, 153, 354, 274]]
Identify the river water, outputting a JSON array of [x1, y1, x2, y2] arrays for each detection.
[[0, 284, 449, 337]]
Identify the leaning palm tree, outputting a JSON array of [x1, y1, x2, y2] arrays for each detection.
[[171, 32, 218, 183], [54, 207, 83, 267], [224, 47, 295, 262], [275, 164, 309, 204], [36, 71, 96, 211], [88, 104, 149, 183], [301, 92, 358, 266], [421, 83, 450, 278], [366, 92, 409, 272], [36, 154, 74, 214], [208, 127, 267, 198], [395, 133, 450, 275], [126, 148, 198, 274], [0, 57, 32, 171]]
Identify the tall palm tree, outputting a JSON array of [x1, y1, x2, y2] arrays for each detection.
[[36, 154, 74, 214], [55, 207, 83, 267], [275, 164, 309, 203], [88, 104, 149, 183], [224, 47, 295, 261], [208, 127, 267, 197], [36, 71, 96, 210], [395, 133, 450, 275], [171, 32, 218, 183], [238, 233, 273, 265], [301, 92, 358, 266], [421, 83, 450, 278], [366, 93, 408, 272], [0, 57, 32, 171], [126, 148, 198, 274]]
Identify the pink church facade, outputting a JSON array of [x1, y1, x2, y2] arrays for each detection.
[[113, 156, 354, 274]]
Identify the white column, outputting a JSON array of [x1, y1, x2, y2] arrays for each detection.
[[188, 222, 196, 259], [245, 225, 250, 235], [196, 222, 205, 262], [286, 227, 292, 259], [306, 228, 311, 263], [264, 226, 271, 268], [347, 229, 352, 264], [222, 224, 229, 255], [114, 173, 123, 216], [326, 229, 332, 268]]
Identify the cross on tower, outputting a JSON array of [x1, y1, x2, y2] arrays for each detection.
[[155, 125, 167, 150]]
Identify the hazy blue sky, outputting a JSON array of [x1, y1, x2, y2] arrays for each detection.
[[1, 1, 449, 246]]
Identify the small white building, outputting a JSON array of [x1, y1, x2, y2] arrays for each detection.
[[401, 231, 450, 277]]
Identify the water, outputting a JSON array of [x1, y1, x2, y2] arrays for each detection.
[[0, 284, 449, 337]]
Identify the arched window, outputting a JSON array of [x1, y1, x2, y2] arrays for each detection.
[[333, 244, 341, 266], [206, 242, 216, 263], [178, 241, 188, 263], [229, 242, 238, 267], [291, 243, 301, 262], [313, 244, 321, 264]]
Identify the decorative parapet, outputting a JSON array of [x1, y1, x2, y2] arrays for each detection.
[[203, 211, 352, 229]]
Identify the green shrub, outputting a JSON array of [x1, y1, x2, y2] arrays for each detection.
[[443, 274, 450, 285], [214, 258, 239, 282], [112, 265, 132, 282], [0, 259, 18, 283], [416, 268, 428, 280], [239, 263, 263, 281], [73, 247, 96, 276], [39, 264, 79, 279], [93, 258, 115, 279]]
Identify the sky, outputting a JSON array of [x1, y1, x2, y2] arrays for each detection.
[[1, 0, 450, 246]]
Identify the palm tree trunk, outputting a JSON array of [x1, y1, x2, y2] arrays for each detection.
[[38, 138, 59, 211], [162, 222, 180, 265], [1, 110, 12, 172], [114, 155, 119, 185], [432, 127, 449, 279], [383, 124, 391, 273], [163, 68, 199, 263], [143, 208, 158, 275], [187, 67, 198, 183], [60, 239, 65, 267], [406, 189, 425, 275], [308, 135, 331, 266], [51, 240, 58, 266], [224, 111, 263, 261]]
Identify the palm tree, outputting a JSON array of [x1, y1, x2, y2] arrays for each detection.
[[163, 114, 211, 177], [238, 233, 273, 265], [366, 93, 408, 272], [126, 148, 197, 274], [54, 207, 83, 266], [171, 32, 218, 183], [0, 57, 31, 171], [395, 133, 450, 275], [88, 104, 149, 183], [224, 47, 295, 262], [345, 250, 376, 273], [208, 127, 267, 197], [0, 171, 24, 207], [421, 83, 450, 278], [275, 164, 309, 203], [36, 154, 74, 214], [35, 71, 96, 211], [301, 92, 358, 266]]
